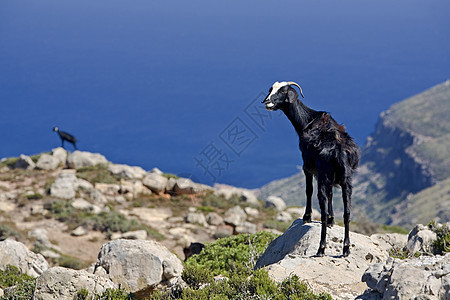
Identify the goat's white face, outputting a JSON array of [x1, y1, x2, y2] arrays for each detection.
[[262, 81, 290, 111]]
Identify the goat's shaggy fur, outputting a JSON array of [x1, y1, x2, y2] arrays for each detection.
[[262, 81, 360, 257]]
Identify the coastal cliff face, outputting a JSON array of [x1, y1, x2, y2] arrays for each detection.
[[259, 80, 450, 227]]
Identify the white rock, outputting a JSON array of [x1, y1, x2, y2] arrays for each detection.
[[224, 206, 247, 227], [142, 173, 168, 193], [265, 196, 286, 211], [76, 178, 94, 190], [235, 221, 257, 234], [34, 267, 115, 300], [0, 239, 48, 277], [52, 147, 67, 165], [94, 239, 183, 293], [206, 212, 224, 226], [150, 167, 164, 175], [244, 207, 260, 217], [174, 177, 211, 194], [213, 183, 260, 206], [108, 163, 146, 179], [50, 172, 78, 199], [406, 224, 437, 254], [276, 211, 293, 223], [185, 212, 207, 227], [112, 230, 148, 240], [36, 153, 60, 170], [256, 219, 388, 299], [67, 151, 108, 169], [71, 226, 88, 236]]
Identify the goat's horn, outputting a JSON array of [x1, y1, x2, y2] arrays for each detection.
[[286, 81, 304, 98]]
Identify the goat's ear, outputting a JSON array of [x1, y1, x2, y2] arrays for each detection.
[[286, 88, 298, 103]]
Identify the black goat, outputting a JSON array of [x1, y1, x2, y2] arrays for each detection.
[[262, 81, 360, 257], [53, 127, 77, 150], [183, 242, 205, 261]]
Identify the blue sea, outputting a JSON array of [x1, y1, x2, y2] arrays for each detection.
[[1, 0, 449, 188]]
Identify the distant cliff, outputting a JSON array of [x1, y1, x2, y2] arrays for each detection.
[[259, 80, 450, 227]]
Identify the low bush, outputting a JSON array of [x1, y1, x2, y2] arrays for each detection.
[[76, 164, 118, 184], [429, 221, 450, 255], [0, 265, 36, 300]]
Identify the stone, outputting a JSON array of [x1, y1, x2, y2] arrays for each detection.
[[94, 183, 120, 196], [244, 207, 259, 217], [214, 225, 234, 239], [72, 198, 93, 210], [111, 230, 148, 240], [142, 173, 168, 193], [174, 177, 211, 194], [71, 226, 88, 236], [67, 150, 108, 169], [13, 154, 35, 170], [50, 172, 78, 199], [28, 229, 53, 249], [94, 239, 183, 293], [166, 177, 177, 192], [77, 178, 94, 190], [108, 163, 146, 179], [264, 196, 286, 211], [52, 147, 67, 165], [30, 204, 45, 215], [224, 206, 247, 227], [285, 207, 321, 221], [276, 211, 293, 223], [36, 153, 60, 170], [150, 167, 164, 175], [363, 253, 450, 300], [370, 233, 408, 252], [185, 211, 207, 227], [34, 267, 115, 300], [213, 183, 260, 206], [406, 224, 437, 254], [206, 212, 224, 226], [235, 221, 257, 234], [255, 219, 388, 299], [0, 239, 48, 277]]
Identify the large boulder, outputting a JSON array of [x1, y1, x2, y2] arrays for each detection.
[[50, 172, 79, 199], [255, 219, 388, 299], [142, 173, 168, 193], [406, 224, 437, 254], [36, 153, 60, 170], [0, 239, 48, 277], [94, 239, 183, 293], [34, 267, 115, 300], [363, 253, 450, 299], [108, 163, 146, 179], [67, 151, 108, 169]]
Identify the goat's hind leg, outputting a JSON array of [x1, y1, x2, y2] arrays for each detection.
[[317, 179, 332, 257], [302, 170, 313, 223], [327, 188, 334, 227], [341, 180, 352, 257]]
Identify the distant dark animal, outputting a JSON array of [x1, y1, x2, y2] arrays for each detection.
[[262, 81, 360, 257], [183, 242, 205, 261], [53, 127, 77, 150]]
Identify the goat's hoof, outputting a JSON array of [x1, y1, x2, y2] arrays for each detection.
[[303, 215, 312, 223], [327, 217, 335, 227], [316, 247, 325, 257], [343, 246, 350, 257]]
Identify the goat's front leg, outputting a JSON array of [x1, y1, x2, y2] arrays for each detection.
[[317, 180, 331, 257], [303, 170, 313, 223], [327, 188, 334, 227], [341, 180, 353, 257]]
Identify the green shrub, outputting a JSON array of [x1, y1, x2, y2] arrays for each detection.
[[264, 219, 291, 232], [184, 231, 279, 277], [0, 265, 36, 300], [429, 221, 450, 254], [200, 193, 241, 210], [162, 173, 179, 180], [25, 193, 43, 200], [0, 157, 19, 168], [0, 223, 22, 241]]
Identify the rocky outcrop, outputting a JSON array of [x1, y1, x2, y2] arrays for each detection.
[[13, 154, 36, 170], [362, 253, 450, 299], [50, 172, 79, 199], [108, 163, 146, 179], [0, 239, 48, 277], [94, 239, 183, 293], [34, 267, 115, 300], [256, 219, 389, 299], [142, 173, 168, 193]]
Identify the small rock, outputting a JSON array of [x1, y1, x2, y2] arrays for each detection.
[[174, 178, 211, 194], [36, 153, 60, 170], [67, 151, 108, 169], [406, 224, 437, 254], [264, 196, 286, 211], [150, 167, 164, 175], [244, 207, 259, 217], [114, 230, 148, 240], [224, 206, 247, 227], [71, 226, 88, 237], [276, 211, 292, 223], [0, 239, 48, 277], [52, 147, 67, 165], [185, 212, 207, 227], [108, 164, 146, 180], [142, 173, 168, 193], [214, 225, 234, 239], [206, 212, 224, 226], [95, 183, 120, 196], [235, 222, 257, 234], [50, 172, 78, 199], [166, 177, 177, 192]]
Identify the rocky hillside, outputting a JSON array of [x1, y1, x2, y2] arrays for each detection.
[[259, 80, 450, 228], [0, 148, 309, 269]]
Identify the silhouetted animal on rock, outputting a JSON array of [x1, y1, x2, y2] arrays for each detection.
[[262, 81, 360, 257], [53, 127, 77, 150]]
